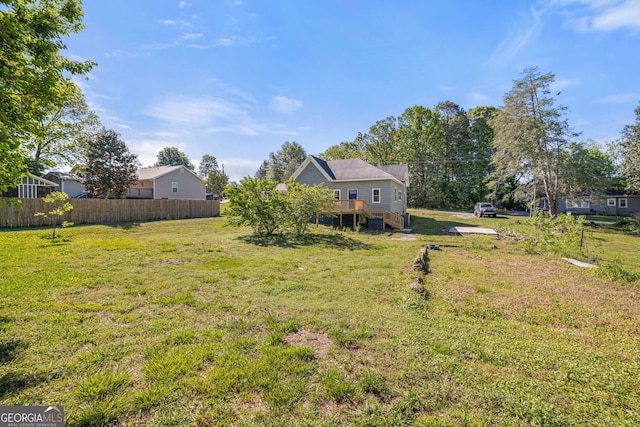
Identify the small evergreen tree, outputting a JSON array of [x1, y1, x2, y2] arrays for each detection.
[[83, 129, 139, 198]]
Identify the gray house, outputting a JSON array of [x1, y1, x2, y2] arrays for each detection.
[[43, 172, 85, 198], [559, 191, 640, 216], [290, 156, 409, 229], [127, 166, 205, 200]]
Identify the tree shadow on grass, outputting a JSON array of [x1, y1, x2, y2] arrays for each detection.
[[0, 340, 24, 364], [237, 232, 379, 250], [0, 370, 48, 399]]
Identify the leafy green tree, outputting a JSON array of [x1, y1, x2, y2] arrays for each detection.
[[24, 88, 101, 175], [225, 177, 286, 235], [205, 169, 229, 196], [282, 181, 335, 237], [34, 191, 73, 238], [562, 143, 616, 196], [619, 103, 640, 192], [491, 67, 579, 217], [198, 154, 219, 178], [0, 0, 94, 191], [261, 141, 307, 182], [319, 141, 364, 161], [356, 116, 401, 166], [154, 146, 195, 171], [83, 129, 139, 199], [397, 105, 445, 207]]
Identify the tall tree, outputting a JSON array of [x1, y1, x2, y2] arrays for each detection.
[[198, 154, 219, 178], [83, 129, 138, 199], [319, 140, 364, 161], [261, 141, 307, 182], [357, 116, 401, 166], [154, 146, 195, 171], [24, 88, 101, 175], [205, 169, 229, 196], [397, 105, 445, 208], [562, 143, 616, 195], [434, 101, 473, 207], [491, 67, 579, 217], [619, 103, 640, 192], [467, 106, 497, 205], [0, 0, 94, 192]]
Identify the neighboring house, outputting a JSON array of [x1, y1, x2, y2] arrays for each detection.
[[43, 172, 85, 198], [559, 191, 640, 216], [1, 173, 58, 199], [290, 156, 409, 229], [127, 166, 205, 200]]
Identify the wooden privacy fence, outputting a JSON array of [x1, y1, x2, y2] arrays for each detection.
[[0, 199, 220, 228]]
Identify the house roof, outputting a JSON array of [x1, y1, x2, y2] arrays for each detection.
[[43, 171, 83, 182], [136, 165, 198, 181], [13, 173, 59, 187], [378, 164, 409, 185], [293, 156, 408, 186]]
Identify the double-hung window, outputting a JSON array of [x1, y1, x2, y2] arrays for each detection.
[[372, 188, 381, 203]]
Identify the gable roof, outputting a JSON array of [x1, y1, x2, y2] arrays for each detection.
[[20, 172, 58, 187], [292, 156, 408, 186], [136, 165, 200, 181]]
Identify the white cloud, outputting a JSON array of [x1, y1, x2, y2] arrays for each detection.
[[144, 95, 300, 138], [179, 33, 204, 40], [268, 96, 303, 114], [213, 36, 256, 47], [550, 0, 640, 32], [159, 19, 177, 25], [592, 0, 640, 30], [487, 6, 543, 66], [145, 98, 246, 127], [550, 77, 581, 91], [218, 157, 263, 182], [596, 92, 640, 103]]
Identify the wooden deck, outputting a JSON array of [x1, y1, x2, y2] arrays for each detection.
[[317, 199, 405, 229]]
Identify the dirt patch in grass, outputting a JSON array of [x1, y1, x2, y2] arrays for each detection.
[[284, 329, 332, 359]]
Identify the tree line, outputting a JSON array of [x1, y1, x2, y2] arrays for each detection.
[[0, 1, 227, 201], [257, 68, 640, 216], [2, 2, 639, 215]]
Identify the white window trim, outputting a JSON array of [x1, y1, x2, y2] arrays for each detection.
[[333, 189, 341, 200], [372, 188, 381, 203], [566, 199, 590, 209], [172, 182, 179, 193], [607, 198, 616, 207], [619, 198, 628, 208]]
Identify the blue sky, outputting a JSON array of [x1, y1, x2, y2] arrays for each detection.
[[66, 0, 640, 181]]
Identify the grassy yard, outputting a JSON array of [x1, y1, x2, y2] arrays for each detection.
[[1, 210, 638, 426]]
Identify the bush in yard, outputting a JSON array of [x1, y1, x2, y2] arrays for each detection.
[[281, 180, 335, 237], [225, 177, 286, 235], [34, 191, 74, 238], [225, 178, 335, 237], [523, 211, 586, 256]]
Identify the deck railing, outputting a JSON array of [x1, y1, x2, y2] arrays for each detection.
[[319, 199, 405, 229]]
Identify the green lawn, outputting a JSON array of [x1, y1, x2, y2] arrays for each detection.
[[1, 210, 638, 426]]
